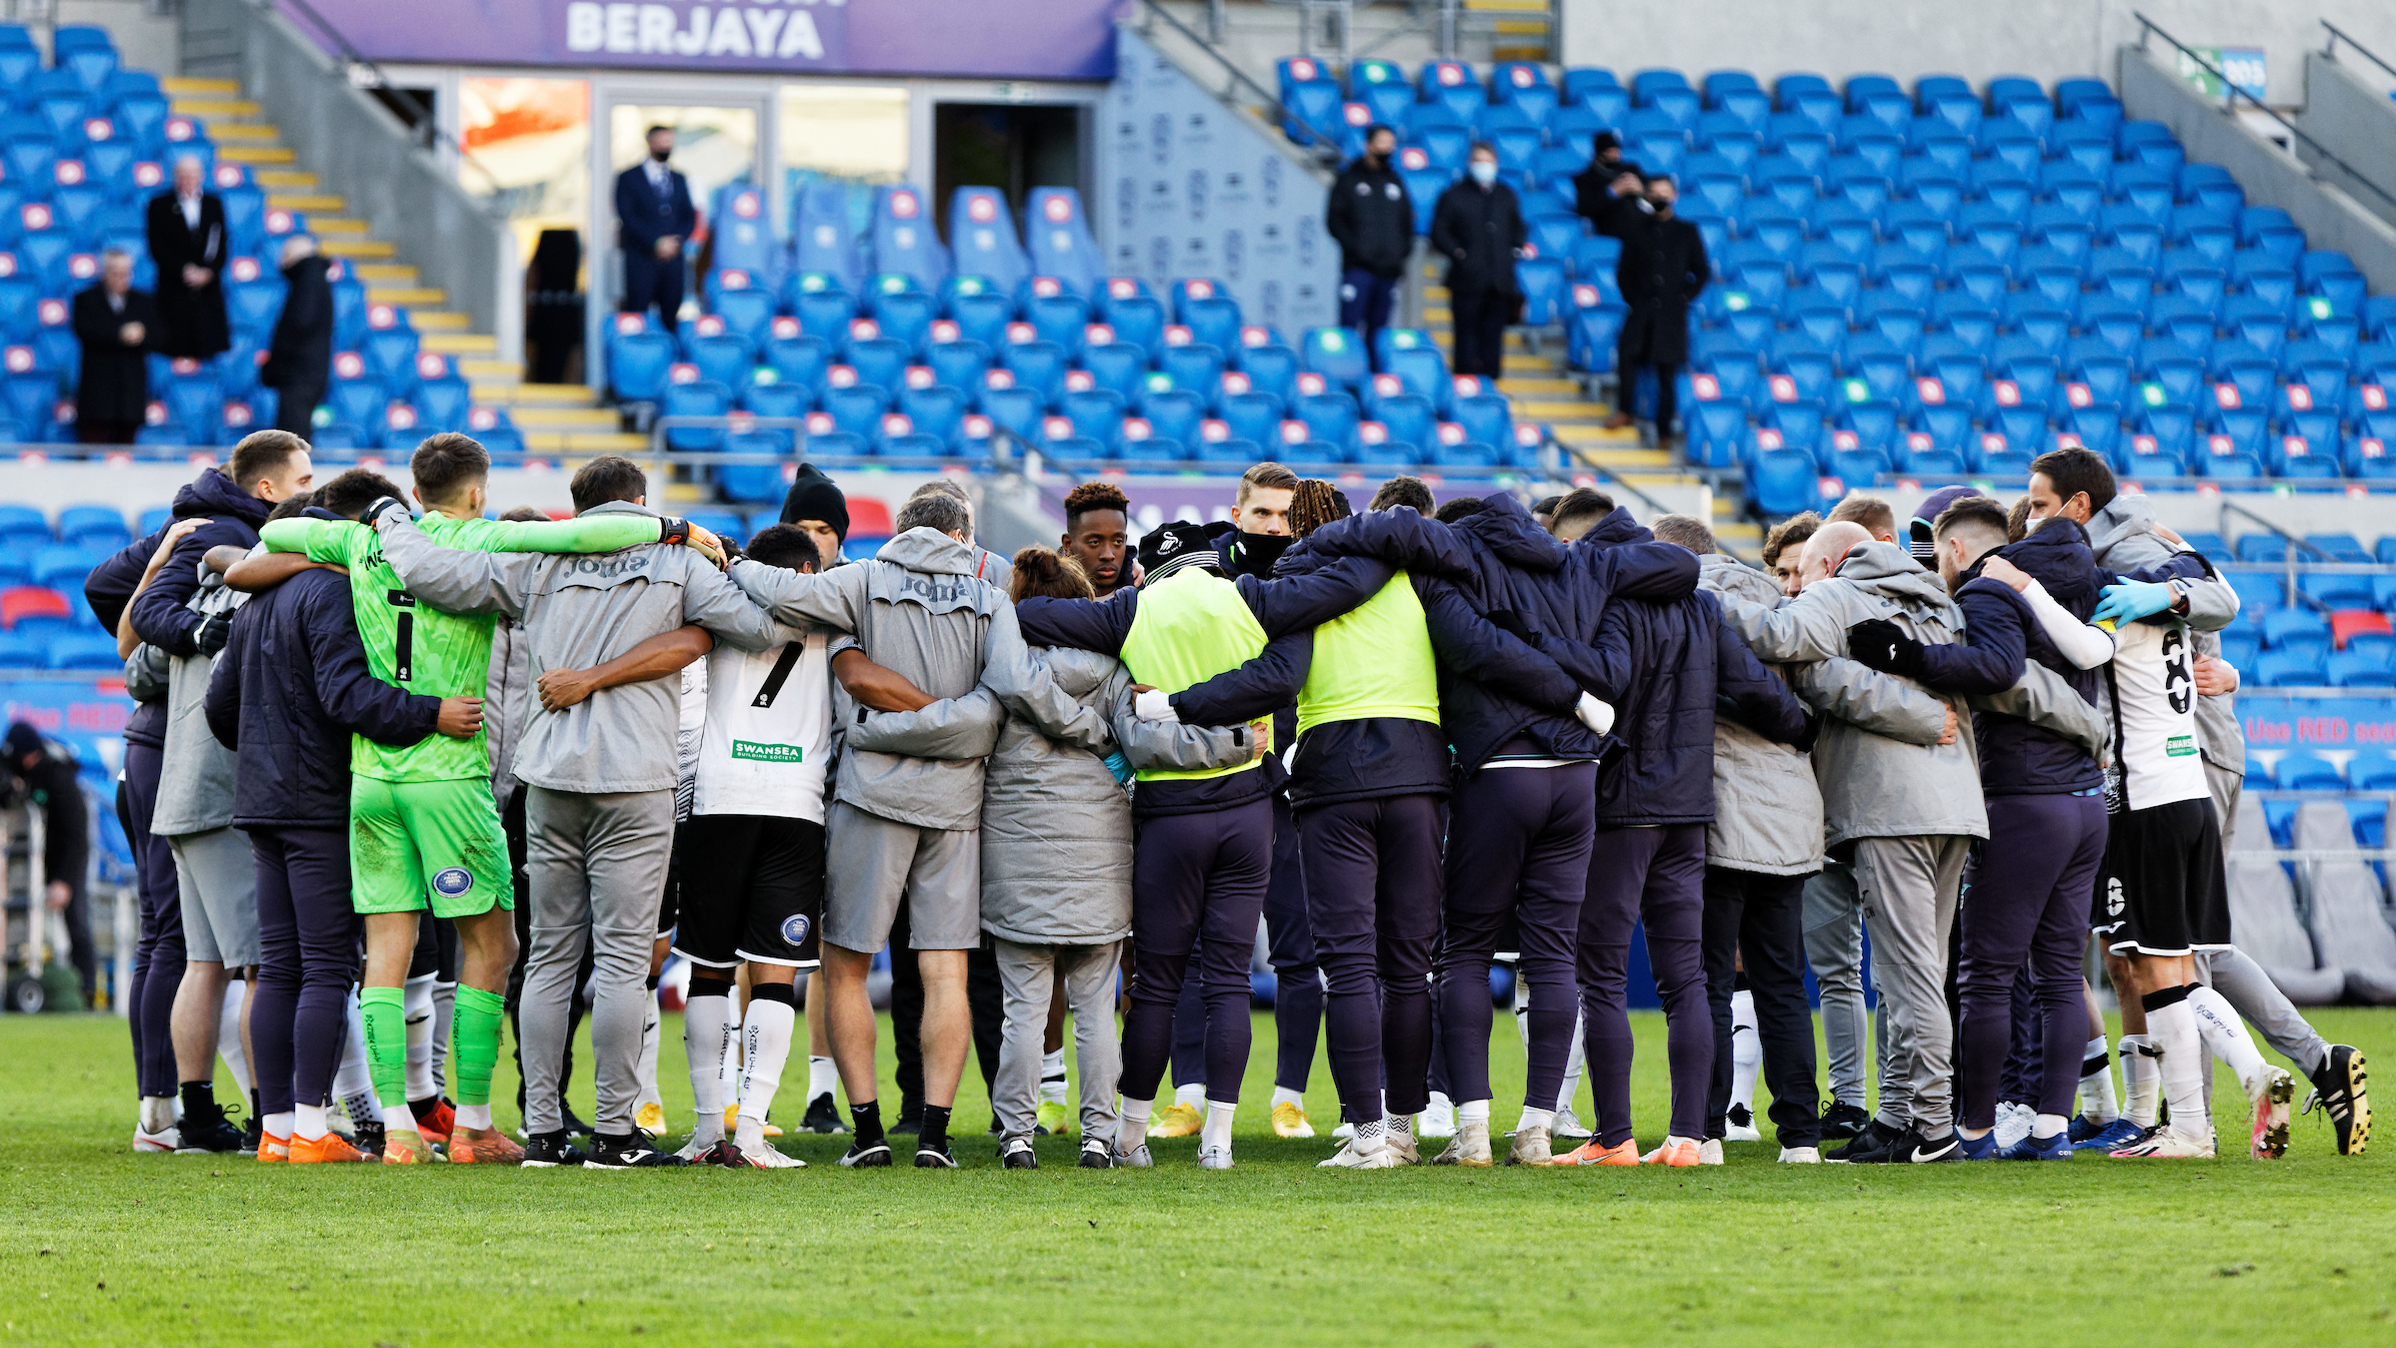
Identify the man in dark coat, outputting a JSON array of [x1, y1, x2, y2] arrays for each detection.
[[1602, 175, 1710, 442], [1570, 132, 1640, 224], [1324, 124, 1412, 373], [208, 470, 464, 1161], [614, 125, 696, 326], [145, 155, 231, 361], [1429, 142, 1526, 379], [262, 236, 333, 435], [72, 249, 161, 444], [4, 722, 93, 1006]]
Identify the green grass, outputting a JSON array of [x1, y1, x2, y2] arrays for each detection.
[[2, 1007, 2391, 1347]]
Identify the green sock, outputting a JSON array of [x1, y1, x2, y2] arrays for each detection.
[[451, 985, 505, 1109], [360, 986, 409, 1110]]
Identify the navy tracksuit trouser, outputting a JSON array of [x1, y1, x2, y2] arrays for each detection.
[[1301, 793, 1443, 1124], [249, 826, 361, 1118], [1581, 823, 1712, 1146], [1123, 800, 1273, 1105], [1436, 763, 1595, 1111]]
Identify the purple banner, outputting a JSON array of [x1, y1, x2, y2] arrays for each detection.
[[285, 0, 1129, 80]]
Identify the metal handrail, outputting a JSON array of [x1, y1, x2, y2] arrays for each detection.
[[2133, 11, 2396, 216], [1139, 0, 1347, 165], [2321, 20, 2396, 90], [267, 0, 505, 199], [2216, 497, 2340, 613]]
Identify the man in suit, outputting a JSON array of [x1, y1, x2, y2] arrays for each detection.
[[262, 235, 333, 435], [1428, 141, 1526, 379], [146, 155, 231, 361], [73, 249, 160, 443], [614, 125, 696, 327]]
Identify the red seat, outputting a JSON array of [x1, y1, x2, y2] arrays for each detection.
[[848, 497, 896, 538], [0, 585, 71, 630], [2330, 608, 2392, 651]]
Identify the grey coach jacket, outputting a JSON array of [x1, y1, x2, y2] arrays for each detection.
[[373, 500, 788, 796]]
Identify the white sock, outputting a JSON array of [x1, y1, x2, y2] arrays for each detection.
[[807, 1054, 839, 1103], [1424, 1090, 1452, 1116], [2119, 1033, 2160, 1129], [291, 1105, 324, 1142], [265, 1110, 296, 1140], [1039, 1048, 1069, 1106], [738, 996, 796, 1129], [684, 993, 732, 1145], [2033, 1112, 2069, 1140], [429, 981, 456, 1094], [456, 1103, 491, 1131], [1202, 1099, 1237, 1152], [2187, 985, 2270, 1101], [1730, 988, 1761, 1113], [402, 974, 437, 1100], [382, 1100, 417, 1131], [1351, 1115, 1387, 1154], [1555, 1013, 1586, 1114], [218, 981, 252, 1098], [2147, 998, 2209, 1141], [1518, 1104, 1554, 1132], [1387, 1112, 1413, 1139], [140, 1095, 176, 1133], [636, 986, 663, 1109], [1119, 1098, 1151, 1151], [2078, 1034, 2119, 1124], [1173, 1081, 1206, 1110], [716, 1001, 743, 1102], [1270, 1085, 1306, 1111], [1459, 1098, 1491, 1126]]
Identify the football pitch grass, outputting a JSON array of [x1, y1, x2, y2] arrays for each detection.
[[2, 1008, 2390, 1347]]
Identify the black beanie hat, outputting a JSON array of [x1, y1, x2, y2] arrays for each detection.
[[780, 463, 849, 540], [4, 721, 43, 764], [1136, 521, 1221, 586]]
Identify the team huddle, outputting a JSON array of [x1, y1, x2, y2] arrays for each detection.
[[90, 428, 2371, 1170]]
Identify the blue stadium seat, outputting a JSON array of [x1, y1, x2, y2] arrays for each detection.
[[1024, 188, 1103, 296], [947, 186, 1029, 293], [868, 184, 946, 292]]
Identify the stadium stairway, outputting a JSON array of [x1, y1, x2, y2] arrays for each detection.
[[166, 76, 643, 460], [1417, 253, 1764, 552]]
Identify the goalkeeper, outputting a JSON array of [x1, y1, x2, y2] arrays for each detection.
[[255, 432, 722, 1164]]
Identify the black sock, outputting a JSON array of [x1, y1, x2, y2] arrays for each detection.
[[852, 1099, 885, 1147], [180, 1080, 216, 1120], [409, 1095, 442, 1119], [920, 1103, 952, 1152], [248, 1089, 260, 1120]]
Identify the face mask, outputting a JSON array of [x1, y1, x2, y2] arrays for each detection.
[[1468, 160, 1497, 186], [650, 146, 672, 163]]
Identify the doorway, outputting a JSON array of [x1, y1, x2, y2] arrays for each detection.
[[931, 103, 1082, 244]]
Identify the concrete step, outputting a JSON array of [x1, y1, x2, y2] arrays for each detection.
[[459, 357, 524, 383], [320, 237, 397, 259], [1570, 447, 1676, 469], [474, 381, 595, 407], [411, 311, 472, 331], [1552, 423, 1643, 447], [173, 98, 260, 119], [219, 144, 295, 165], [163, 77, 241, 96], [254, 169, 319, 190], [205, 123, 282, 143], [309, 217, 372, 236], [1497, 376, 1577, 397], [509, 404, 621, 431], [526, 430, 649, 453], [366, 286, 447, 307], [1466, 0, 1554, 11], [353, 263, 419, 283], [424, 331, 499, 355], [267, 193, 346, 213]]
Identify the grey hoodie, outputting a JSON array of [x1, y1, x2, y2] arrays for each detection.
[[1716, 541, 1989, 846], [150, 563, 248, 838], [372, 501, 788, 795], [726, 527, 1051, 832], [2084, 495, 2244, 779], [965, 646, 1254, 946], [1699, 553, 1957, 874]]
